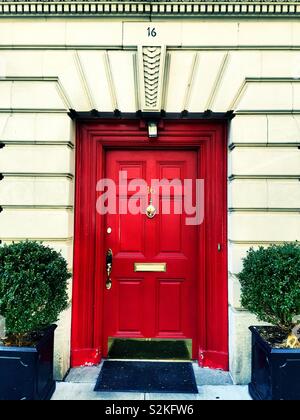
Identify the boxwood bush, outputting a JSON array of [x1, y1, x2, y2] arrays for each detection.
[[238, 242, 300, 331], [0, 241, 70, 342]]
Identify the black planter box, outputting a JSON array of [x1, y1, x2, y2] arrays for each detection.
[[249, 326, 300, 400], [0, 325, 57, 401]]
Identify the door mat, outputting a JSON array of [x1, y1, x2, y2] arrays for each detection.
[[108, 339, 191, 360], [94, 361, 198, 393]]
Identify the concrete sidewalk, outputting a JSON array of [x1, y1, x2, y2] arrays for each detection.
[[52, 364, 251, 401]]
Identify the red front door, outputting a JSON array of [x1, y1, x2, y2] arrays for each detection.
[[72, 120, 228, 370], [102, 150, 198, 356]]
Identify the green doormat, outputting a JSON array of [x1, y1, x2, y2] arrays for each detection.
[[108, 339, 191, 360]]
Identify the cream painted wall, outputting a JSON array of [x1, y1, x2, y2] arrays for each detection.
[[0, 17, 300, 383], [0, 111, 75, 381]]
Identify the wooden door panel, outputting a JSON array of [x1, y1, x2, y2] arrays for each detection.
[[159, 164, 183, 183], [107, 156, 147, 256], [103, 149, 197, 347], [119, 164, 145, 181], [159, 212, 182, 253], [119, 211, 145, 253], [117, 279, 144, 334], [156, 279, 183, 335]]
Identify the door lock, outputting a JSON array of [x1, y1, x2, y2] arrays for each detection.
[[106, 248, 113, 290]]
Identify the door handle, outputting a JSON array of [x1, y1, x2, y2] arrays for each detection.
[[106, 248, 113, 290]]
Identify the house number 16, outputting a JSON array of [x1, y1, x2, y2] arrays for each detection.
[[147, 27, 157, 38]]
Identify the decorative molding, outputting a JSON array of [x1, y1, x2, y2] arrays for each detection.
[[231, 77, 300, 110], [0, 109, 68, 114], [104, 51, 118, 111], [0, 76, 72, 110], [138, 46, 166, 113], [74, 52, 95, 111], [229, 142, 300, 149], [0, 236, 74, 242], [235, 110, 300, 115], [229, 239, 300, 245], [206, 52, 230, 110], [2, 172, 74, 179], [229, 174, 300, 180], [3, 45, 300, 52], [1, 205, 74, 210], [2, 140, 75, 148], [68, 110, 234, 120], [229, 207, 300, 212], [1, 1, 300, 18], [182, 53, 199, 111], [144, 47, 161, 109]]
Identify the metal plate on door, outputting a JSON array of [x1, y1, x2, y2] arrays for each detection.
[[134, 263, 167, 272]]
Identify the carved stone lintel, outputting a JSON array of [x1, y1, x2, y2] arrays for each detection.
[[138, 46, 166, 113]]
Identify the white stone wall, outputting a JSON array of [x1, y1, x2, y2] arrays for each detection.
[[0, 18, 300, 382], [228, 114, 300, 383], [0, 112, 75, 380]]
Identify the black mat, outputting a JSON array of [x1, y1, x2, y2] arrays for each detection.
[[94, 361, 198, 393], [108, 339, 190, 360]]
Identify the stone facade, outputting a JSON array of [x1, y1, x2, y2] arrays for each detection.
[[0, 1, 300, 384]]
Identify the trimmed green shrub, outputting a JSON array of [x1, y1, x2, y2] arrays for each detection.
[[238, 242, 300, 331], [0, 241, 70, 338]]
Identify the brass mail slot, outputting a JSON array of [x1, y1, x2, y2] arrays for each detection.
[[134, 263, 167, 272]]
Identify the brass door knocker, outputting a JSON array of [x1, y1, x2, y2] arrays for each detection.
[[146, 197, 156, 219], [146, 186, 156, 219]]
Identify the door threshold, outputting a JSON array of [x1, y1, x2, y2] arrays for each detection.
[[107, 338, 193, 361], [104, 358, 195, 363]]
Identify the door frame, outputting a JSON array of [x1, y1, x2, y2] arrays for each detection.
[[71, 119, 228, 370]]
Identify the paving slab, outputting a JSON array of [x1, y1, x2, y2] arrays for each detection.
[[52, 383, 251, 401], [52, 364, 251, 401], [197, 386, 251, 401], [193, 365, 233, 386], [145, 393, 199, 400], [65, 366, 102, 383], [52, 383, 144, 400]]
